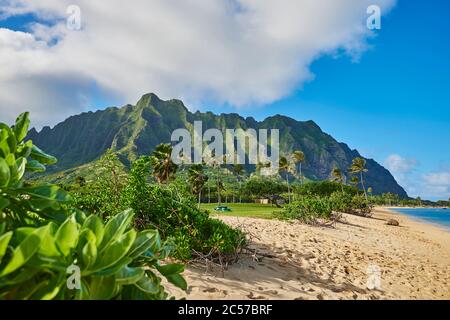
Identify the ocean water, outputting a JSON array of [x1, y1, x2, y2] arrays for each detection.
[[392, 208, 450, 230]]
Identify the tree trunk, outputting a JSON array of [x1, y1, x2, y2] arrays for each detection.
[[286, 173, 291, 204], [198, 190, 201, 209], [360, 172, 368, 202], [299, 163, 303, 185], [239, 180, 242, 203]]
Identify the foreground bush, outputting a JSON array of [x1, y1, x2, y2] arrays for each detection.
[[1, 113, 185, 300], [123, 158, 246, 261], [274, 196, 333, 225], [0, 113, 70, 228], [0, 209, 186, 299]]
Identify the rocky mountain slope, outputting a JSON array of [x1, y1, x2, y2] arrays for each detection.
[[27, 93, 407, 196]]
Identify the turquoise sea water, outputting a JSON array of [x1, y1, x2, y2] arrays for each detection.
[[392, 208, 450, 230]]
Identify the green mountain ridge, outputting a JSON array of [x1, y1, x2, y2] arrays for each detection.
[[27, 93, 408, 197]]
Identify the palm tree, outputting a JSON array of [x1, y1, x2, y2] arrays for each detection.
[[349, 157, 369, 201], [188, 164, 209, 208], [331, 166, 345, 193], [256, 161, 271, 176], [232, 164, 245, 203], [210, 159, 223, 205], [279, 156, 294, 204], [350, 175, 359, 187], [150, 143, 178, 184], [293, 150, 305, 184], [223, 155, 229, 204]]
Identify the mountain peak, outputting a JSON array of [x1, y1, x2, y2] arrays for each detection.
[[26, 93, 408, 197], [136, 93, 162, 107]]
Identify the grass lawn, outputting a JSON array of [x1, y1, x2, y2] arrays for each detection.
[[200, 203, 282, 219]]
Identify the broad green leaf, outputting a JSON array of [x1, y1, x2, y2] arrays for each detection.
[[83, 215, 104, 246], [166, 274, 188, 291], [34, 223, 59, 257], [0, 157, 10, 188], [135, 272, 160, 294], [0, 123, 17, 154], [5, 153, 15, 167], [116, 265, 145, 285], [34, 208, 70, 223], [26, 159, 46, 172], [129, 230, 159, 259], [12, 227, 35, 244], [0, 267, 39, 286], [13, 157, 27, 183], [81, 236, 98, 270], [94, 229, 136, 271], [13, 112, 30, 143], [27, 254, 67, 271], [20, 185, 69, 202], [0, 232, 40, 277], [100, 209, 135, 249], [16, 140, 33, 158], [28, 199, 59, 211], [0, 196, 10, 211], [75, 280, 91, 300], [31, 273, 65, 300], [156, 263, 184, 276], [0, 231, 13, 264], [55, 215, 79, 256], [92, 257, 131, 277], [88, 276, 117, 300], [30, 145, 57, 165], [0, 138, 10, 158]]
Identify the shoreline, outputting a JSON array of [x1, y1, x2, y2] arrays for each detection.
[[169, 207, 450, 300], [380, 206, 450, 233]]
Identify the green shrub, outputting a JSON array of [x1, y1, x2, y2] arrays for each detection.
[[0, 113, 71, 228], [123, 158, 246, 261], [294, 181, 358, 197], [329, 191, 373, 217], [329, 191, 353, 213], [0, 209, 186, 300], [243, 177, 287, 200], [274, 196, 333, 225], [351, 194, 373, 217], [0, 113, 186, 300], [70, 150, 128, 219]]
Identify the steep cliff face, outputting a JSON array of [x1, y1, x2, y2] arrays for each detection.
[[27, 93, 407, 197]]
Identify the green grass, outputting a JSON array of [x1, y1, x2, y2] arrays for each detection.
[[200, 203, 281, 219]]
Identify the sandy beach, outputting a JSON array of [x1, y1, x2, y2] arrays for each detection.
[[169, 207, 450, 300]]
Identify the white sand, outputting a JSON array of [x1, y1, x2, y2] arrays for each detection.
[[168, 207, 450, 300]]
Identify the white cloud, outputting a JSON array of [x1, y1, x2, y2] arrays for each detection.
[[0, 0, 396, 127], [385, 154, 417, 174], [422, 171, 450, 199], [385, 154, 450, 200]]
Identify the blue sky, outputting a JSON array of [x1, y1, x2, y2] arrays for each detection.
[[203, 0, 450, 200], [0, 0, 449, 200]]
